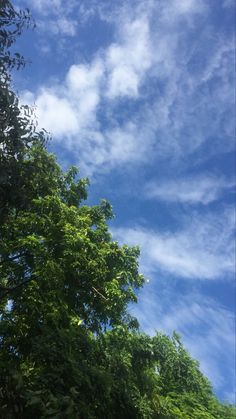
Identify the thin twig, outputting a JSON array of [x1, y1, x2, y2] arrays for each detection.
[[92, 286, 108, 301]]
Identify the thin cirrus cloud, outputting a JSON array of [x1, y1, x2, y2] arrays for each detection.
[[112, 208, 235, 280], [23, 0, 79, 36], [19, 0, 234, 176], [17, 0, 235, 178], [145, 175, 235, 205]]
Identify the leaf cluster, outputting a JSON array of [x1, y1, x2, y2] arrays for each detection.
[[0, 0, 34, 71]]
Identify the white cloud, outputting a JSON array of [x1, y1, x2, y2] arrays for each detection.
[[20, 0, 234, 174], [21, 0, 77, 15], [20, 14, 156, 174], [18, 0, 79, 36], [106, 18, 152, 98], [21, 58, 104, 142], [112, 209, 235, 280], [35, 91, 78, 138], [200, 42, 233, 84], [159, 0, 207, 23], [176, 0, 204, 14], [71, 121, 154, 174], [27, 0, 63, 12], [42, 18, 78, 36], [222, 0, 235, 8], [145, 34, 234, 159], [66, 61, 104, 92], [145, 175, 235, 204]]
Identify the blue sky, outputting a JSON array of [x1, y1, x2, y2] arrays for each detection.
[[14, 0, 235, 403]]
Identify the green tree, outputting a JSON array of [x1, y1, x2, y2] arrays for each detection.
[[0, 0, 33, 70], [0, 1, 235, 418], [0, 0, 37, 221], [0, 144, 144, 415]]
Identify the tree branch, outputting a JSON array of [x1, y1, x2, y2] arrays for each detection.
[[92, 286, 108, 301], [0, 274, 38, 301]]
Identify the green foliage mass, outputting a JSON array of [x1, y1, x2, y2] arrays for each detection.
[[0, 2, 235, 418]]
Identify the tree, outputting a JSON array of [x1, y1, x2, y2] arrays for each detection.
[[0, 143, 144, 416], [0, 1, 235, 418], [0, 0, 37, 222], [0, 0, 33, 70]]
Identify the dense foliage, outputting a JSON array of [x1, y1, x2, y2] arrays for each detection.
[[0, 2, 235, 418]]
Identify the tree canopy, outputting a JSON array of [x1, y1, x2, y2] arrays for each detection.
[[0, 2, 235, 418]]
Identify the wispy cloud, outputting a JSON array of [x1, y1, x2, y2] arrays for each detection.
[[112, 208, 235, 280], [19, 0, 234, 175], [21, 14, 156, 174], [145, 175, 235, 204], [19, 0, 80, 36], [222, 0, 235, 8]]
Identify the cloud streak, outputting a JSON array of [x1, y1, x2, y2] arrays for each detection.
[[145, 175, 235, 204], [112, 208, 235, 280]]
